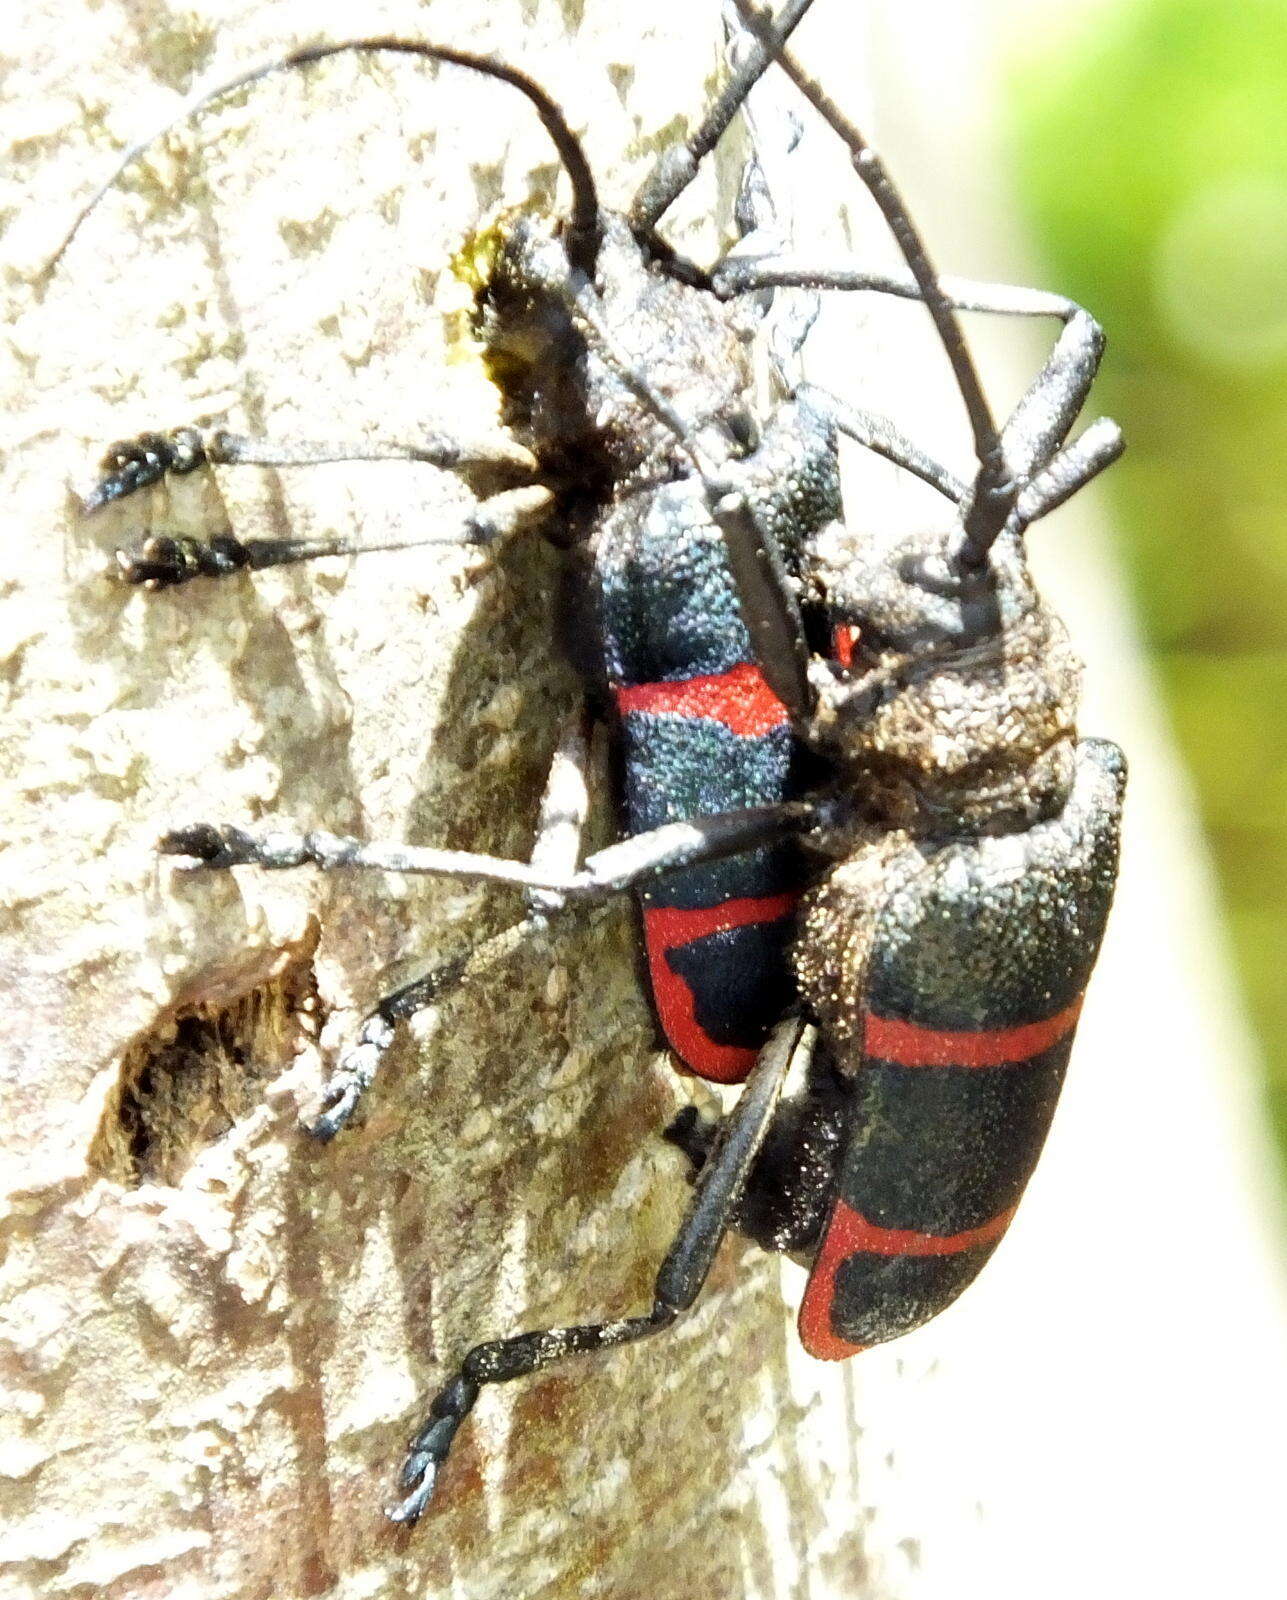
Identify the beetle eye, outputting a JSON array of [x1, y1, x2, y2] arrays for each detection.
[[831, 623, 860, 671]]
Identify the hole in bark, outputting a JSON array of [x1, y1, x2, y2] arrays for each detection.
[[91, 937, 322, 1187]]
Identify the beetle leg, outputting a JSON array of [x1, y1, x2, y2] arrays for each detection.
[[712, 253, 1088, 322], [160, 800, 812, 894], [801, 387, 966, 502], [79, 423, 537, 513], [286, 734, 806, 1138], [110, 485, 554, 589], [391, 1016, 814, 1524], [521, 715, 592, 920], [304, 716, 592, 1140], [661, 1103, 719, 1176], [704, 478, 817, 727], [627, 0, 818, 233], [721, 5, 820, 387], [712, 255, 1115, 485], [1012, 418, 1125, 533], [997, 306, 1107, 482], [303, 913, 561, 1142]]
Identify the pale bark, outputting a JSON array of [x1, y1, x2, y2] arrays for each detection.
[[0, 3, 874, 1598]]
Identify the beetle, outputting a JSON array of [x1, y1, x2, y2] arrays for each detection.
[[48, 0, 1125, 1524]]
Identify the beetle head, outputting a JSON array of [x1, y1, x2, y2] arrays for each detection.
[[803, 517, 1081, 836]]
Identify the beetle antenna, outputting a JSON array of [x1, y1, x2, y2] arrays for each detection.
[[729, 1, 1016, 569], [44, 38, 602, 281], [629, 0, 818, 233]]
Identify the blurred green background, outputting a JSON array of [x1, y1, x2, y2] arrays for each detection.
[[1007, 0, 1287, 1176]]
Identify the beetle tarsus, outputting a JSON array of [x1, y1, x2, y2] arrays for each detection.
[[158, 822, 243, 866], [115, 532, 251, 588], [303, 1020, 393, 1141], [663, 1104, 717, 1176], [83, 426, 206, 512], [303, 1078, 365, 1144], [389, 1374, 481, 1523]]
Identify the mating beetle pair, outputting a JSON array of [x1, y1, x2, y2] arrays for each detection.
[[52, 0, 1124, 1524]]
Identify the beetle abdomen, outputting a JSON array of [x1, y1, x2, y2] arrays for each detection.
[[798, 739, 1125, 1358]]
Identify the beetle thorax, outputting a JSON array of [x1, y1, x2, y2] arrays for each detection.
[[477, 212, 753, 494]]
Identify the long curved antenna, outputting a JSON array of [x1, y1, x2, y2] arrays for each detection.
[[729, 1, 1017, 569], [629, 0, 817, 232], [45, 37, 602, 280]]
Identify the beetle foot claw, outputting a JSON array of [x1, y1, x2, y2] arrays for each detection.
[[303, 1076, 363, 1142], [387, 1459, 439, 1525], [386, 1372, 480, 1522], [663, 1103, 717, 1176]]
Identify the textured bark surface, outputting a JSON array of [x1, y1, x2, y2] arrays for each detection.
[[0, 4, 878, 1597]]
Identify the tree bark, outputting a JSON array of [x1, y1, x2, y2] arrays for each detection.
[[0, 3, 875, 1597]]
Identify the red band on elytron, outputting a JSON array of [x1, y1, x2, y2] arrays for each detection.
[[862, 995, 1084, 1069], [615, 660, 790, 738], [643, 895, 797, 1083], [798, 1199, 1018, 1361]]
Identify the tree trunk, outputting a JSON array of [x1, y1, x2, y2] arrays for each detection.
[[1, 4, 874, 1597]]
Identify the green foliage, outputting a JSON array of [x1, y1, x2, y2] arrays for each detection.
[[1007, 0, 1287, 1165]]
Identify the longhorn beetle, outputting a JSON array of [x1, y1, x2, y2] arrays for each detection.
[[48, 0, 1125, 1524]]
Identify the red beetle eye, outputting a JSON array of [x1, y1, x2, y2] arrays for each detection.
[[832, 623, 859, 671]]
